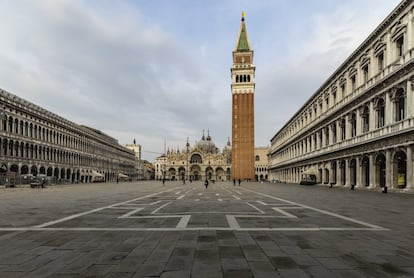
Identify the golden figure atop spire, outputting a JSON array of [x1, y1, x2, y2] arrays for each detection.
[[242, 11, 246, 18]]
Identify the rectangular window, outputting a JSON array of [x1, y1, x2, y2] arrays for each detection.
[[396, 36, 404, 57], [363, 65, 369, 83], [351, 75, 356, 91], [333, 92, 337, 103], [341, 84, 345, 98], [378, 52, 384, 71]]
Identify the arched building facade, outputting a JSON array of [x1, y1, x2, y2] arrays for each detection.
[[0, 89, 137, 185], [155, 131, 232, 182], [269, 0, 414, 191]]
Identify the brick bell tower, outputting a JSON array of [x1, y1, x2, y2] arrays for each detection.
[[231, 11, 255, 181]]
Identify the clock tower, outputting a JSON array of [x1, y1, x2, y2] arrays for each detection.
[[231, 11, 255, 181]]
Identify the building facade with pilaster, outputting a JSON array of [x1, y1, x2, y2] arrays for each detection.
[[0, 88, 137, 185], [269, 0, 414, 191]]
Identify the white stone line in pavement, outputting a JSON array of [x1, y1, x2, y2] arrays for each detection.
[[256, 200, 298, 207], [240, 187, 388, 230], [216, 193, 219, 196], [177, 195, 185, 200], [34, 187, 179, 228], [198, 193, 203, 196], [195, 199, 200, 201], [175, 191, 181, 195], [223, 188, 234, 195], [246, 202, 265, 214], [108, 207, 139, 210], [176, 215, 191, 228], [226, 215, 241, 229], [155, 211, 262, 215], [114, 200, 162, 206], [151, 202, 172, 214], [218, 199, 223, 202], [0, 226, 391, 232], [232, 195, 241, 200], [118, 208, 144, 219], [236, 191, 242, 195], [273, 208, 298, 218]]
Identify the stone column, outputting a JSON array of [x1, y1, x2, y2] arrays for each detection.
[[407, 78, 414, 118], [386, 150, 392, 188], [407, 145, 413, 190], [356, 110, 361, 137], [336, 160, 342, 186], [369, 101, 375, 131], [356, 157, 362, 187], [385, 90, 392, 126], [345, 159, 351, 187], [369, 154, 375, 188], [346, 114, 352, 139]]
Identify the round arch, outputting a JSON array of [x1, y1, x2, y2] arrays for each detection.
[[215, 167, 225, 181], [190, 165, 201, 181], [375, 153, 386, 188], [361, 156, 370, 187], [393, 150, 407, 188]]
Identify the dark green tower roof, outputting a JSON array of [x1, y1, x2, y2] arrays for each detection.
[[235, 12, 252, 52]]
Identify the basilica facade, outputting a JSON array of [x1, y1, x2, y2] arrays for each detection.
[[154, 131, 232, 182], [269, 0, 414, 191]]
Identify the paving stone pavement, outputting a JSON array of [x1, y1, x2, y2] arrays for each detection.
[[0, 181, 413, 277]]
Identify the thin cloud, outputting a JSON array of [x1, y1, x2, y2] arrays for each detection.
[[0, 0, 401, 161]]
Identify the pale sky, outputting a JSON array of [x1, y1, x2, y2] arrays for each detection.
[[0, 0, 401, 161]]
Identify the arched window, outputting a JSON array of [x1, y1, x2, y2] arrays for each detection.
[[394, 88, 405, 122], [350, 113, 357, 137], [236, 75, 239, 83], [340, 118, 346, 140], [8, 116, 13, 132], [255, 155, 260, 161], [14, 118, 18, 134], [247, 75, 250, 82], [376, 98, 385, 128]]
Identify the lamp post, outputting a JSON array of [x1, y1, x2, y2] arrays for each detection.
[[186, 137, 190, 183]]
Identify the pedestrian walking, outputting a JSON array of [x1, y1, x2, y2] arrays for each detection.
[[233, 179, 236, 186], [238, 179, 241, 186], [204, 179, 209, 189]]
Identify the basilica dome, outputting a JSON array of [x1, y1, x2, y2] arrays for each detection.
[[195, 130, 218, 154]]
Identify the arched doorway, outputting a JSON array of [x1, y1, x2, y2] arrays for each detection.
[[10, 164, 19, 173], [324, 169, 329, 184], [39, 166, 46, 175], [216, 167, 224, 181], [168, 168, 176, 181], [340, 160, 346, 185], [190, 165, 201, 181], [205, 166, 213, 181], [394, 151, 406, 188], [331, 161, 337, 184], [21, 165, 29, 175], [61, 168, 66, 180], [361, 156, 370, 187], [350, 159, 357, 186], [31, 165, 37, 176], [178, 167, 185, 181], [376, 154, 386, 188], [54, 168, 59, 181]]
